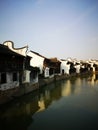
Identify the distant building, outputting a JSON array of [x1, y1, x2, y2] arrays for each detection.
[[74, 63, 81, 74], [44, 57, 61, 77], [60, 59, 76, 75], [27, 51, 45, 75], [60, 59, 70, 75], [27, 51, 61, 78]]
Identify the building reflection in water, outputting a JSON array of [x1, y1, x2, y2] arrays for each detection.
[[0, 73, 98, 130], [61, 77, 83, 97], [36, 82, 62, 113], [87, 74, 98, 87], [0, 94, 39, 130], [61, 80, 72, 96], [37, 89, 52, 113], [37, 93, 46, 113], [74, 77, 82, 95], [61, 74, 98, 98], [36, 88, 52, 113]]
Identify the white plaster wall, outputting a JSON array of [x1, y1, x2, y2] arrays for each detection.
[[75, 65, 81, 73], [90, 63, 93, 68], [89, 63, 95, 72], [7, 72, 12, 83], [4, 41, 27, 56], [27, 51, 44, 74], [95, 61, 98, 65], [33, 75, 38, 83], [44, 67, 49, 78], [61, 61, 70, 75], [92, 67, 95, 72], [0, 72, 19, 91], [60, 61, 67, 74], [65, 64, 70, 74], [22, 70, 30, 83], [30, 72, 38, 84]]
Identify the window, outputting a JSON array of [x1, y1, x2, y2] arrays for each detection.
[[62, 69, 64, 75], [1, 73, 6, 83], [13, 72, 17, 81]]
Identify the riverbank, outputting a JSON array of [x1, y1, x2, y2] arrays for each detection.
[[0, 71, 94, 105], [39, 71, 93, 87]]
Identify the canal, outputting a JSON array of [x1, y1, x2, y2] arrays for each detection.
[[0, 74, 98, 130]]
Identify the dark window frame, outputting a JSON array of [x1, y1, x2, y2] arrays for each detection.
[[1, 73, 6, 83], [13, 72, 17, 81]]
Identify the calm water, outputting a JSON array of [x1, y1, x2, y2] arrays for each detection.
[[0, 74, 98, 130]]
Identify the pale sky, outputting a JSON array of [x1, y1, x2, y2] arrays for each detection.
[[0, 0, 98, 60]]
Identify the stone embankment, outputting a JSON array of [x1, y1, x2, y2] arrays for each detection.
[[39, 71, 93, 87]]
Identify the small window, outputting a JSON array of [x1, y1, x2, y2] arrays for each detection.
[[1, 73, 6, 83], [13, 72, 17, 81]]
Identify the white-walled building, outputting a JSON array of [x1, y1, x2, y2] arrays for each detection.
[[44, 67, 49, 78], [60, 60, 70, 75], [27, 51, 51, 78], [27, 51, 45, 74], [3, 41, 28, 56], [2, 41, 39, 87], [0, 43, 25, 91], [86, 59, 96, 73], [0, 72, 19, 91], [74, 64, 81, 74]]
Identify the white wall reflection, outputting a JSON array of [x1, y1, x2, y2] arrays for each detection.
[[87, 74, 98, 87], [61, 78, 83, 97], [74, 78, 82, 95], [37, 94, 45, 113], [36, 90, 51, 113], [36, 73, 98, 113], [61, 80, 71, 96], [45, 90, 50, 100]]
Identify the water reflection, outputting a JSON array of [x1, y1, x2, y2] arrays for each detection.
[[74, 77, 82, 94], [61, 80, 72, 96], [0, 93, 39, 130], [36, 82, 62, 113], [87, 74, 98, 87], [61, 77, 83, 96], [0, 74, 98, 130], [37, 94, 46, 112]]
